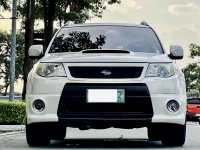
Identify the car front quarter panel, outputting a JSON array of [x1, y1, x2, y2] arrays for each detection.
[[26, 94, 60, 124]]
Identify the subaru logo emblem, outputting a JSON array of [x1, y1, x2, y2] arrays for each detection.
[[100, 70, 112, 76]]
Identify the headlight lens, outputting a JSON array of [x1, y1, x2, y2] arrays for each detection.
[[146, 63, 174, 78], [36, 63, 66, 77]]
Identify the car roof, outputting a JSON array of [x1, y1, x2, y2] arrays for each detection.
[[63, 23, 151, 28], [187, 97, 200, 99]]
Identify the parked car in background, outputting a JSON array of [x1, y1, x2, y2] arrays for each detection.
[[187, 98, 200, 122]]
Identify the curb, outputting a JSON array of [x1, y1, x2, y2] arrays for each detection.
[[0, 125, 25, 133], [0, 131, 25, 139], [187, 121, 200, 125]]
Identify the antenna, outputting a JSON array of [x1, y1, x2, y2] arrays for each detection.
[[141, 21, 149, 26]]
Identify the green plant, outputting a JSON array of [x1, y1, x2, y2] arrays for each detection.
[[0, 31, 25, 95], [0, 101, 26, 125]]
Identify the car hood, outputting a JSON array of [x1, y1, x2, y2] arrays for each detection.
[[40, 52, 172, 63]]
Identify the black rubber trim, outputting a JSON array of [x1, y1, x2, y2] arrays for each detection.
[[59, 114, 152, 128]]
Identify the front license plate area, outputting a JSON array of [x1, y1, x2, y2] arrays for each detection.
[[87, 89, 125, 103]]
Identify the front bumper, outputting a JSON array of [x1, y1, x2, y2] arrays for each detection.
[[26, 93, 186, 126], [26, 72, 186, 127]]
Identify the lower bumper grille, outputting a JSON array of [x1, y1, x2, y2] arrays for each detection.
[[57, 83, 153, 117]]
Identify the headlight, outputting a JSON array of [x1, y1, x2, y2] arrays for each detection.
[[36, 63, 66, 77], [145, 63, 174, 78]]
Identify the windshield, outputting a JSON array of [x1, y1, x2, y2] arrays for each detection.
[[49, 25, 163, 53]]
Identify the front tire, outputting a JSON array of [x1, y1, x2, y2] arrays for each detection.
[[161, 123, 186, 146], [26, 123, 50, 146]]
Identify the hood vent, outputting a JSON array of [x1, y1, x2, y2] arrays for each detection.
[[82, 49, 131, 54]]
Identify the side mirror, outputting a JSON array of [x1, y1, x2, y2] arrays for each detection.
[[169, 45, 183, 59], [29, 45, 44, 59]]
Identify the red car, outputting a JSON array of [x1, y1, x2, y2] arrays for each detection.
[[187, 98, 200, 122]]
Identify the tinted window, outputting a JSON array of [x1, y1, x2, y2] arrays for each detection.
[[187, 98, 200, 104], [49, 26, 163, 53]]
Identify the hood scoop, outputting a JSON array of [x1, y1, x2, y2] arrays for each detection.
[[81, 49, 131, 54]]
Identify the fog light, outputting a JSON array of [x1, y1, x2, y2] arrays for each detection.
[[167, 100, 179, 112], [33, 99, 45, 112]]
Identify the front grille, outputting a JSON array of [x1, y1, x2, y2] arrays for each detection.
[[57, 83, 153, 117], [68, 67, 143, 79]]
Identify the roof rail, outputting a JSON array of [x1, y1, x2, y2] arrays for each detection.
[[64, 21, 74, 26], [140, 21, 149, 26]]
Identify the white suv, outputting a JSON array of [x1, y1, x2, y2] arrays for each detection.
[[26, 22, 186, 146]]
